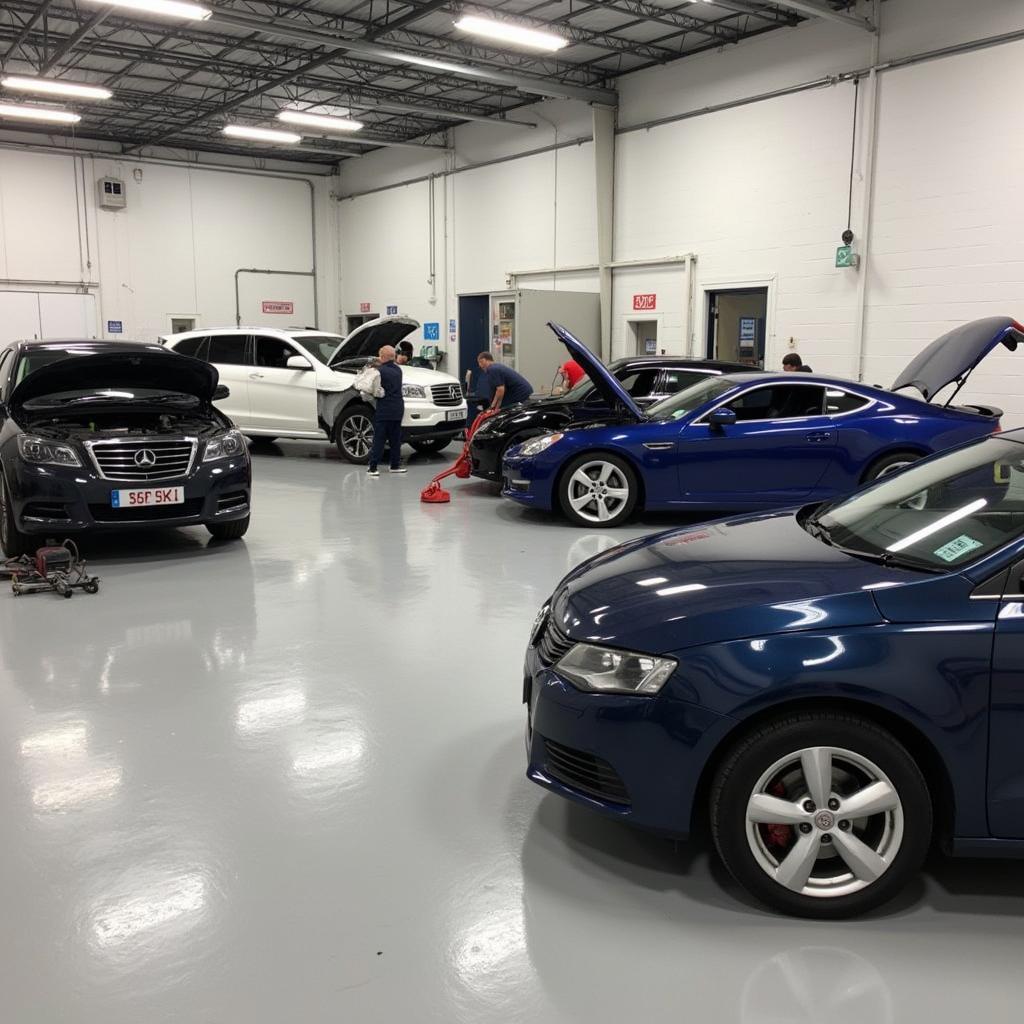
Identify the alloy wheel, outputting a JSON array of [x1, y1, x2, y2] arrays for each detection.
[[745, 746, 904, 899], [876, 459, 912, 478], [341, 415, 374, 460], [565, 460, 631, 523]]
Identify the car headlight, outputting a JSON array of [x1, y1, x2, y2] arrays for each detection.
[[556, 643, 677, 696], [17, 435, 81, 467], [402, 384, 426, 399], [203, 429, 247, 462], [518, 432, 563, 457]]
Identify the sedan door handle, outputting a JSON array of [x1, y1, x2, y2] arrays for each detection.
[[806, 431, 832, 442], [248, 372, 265, 380]]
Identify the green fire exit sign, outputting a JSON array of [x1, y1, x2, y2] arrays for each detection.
[[835, 245, 859, 268]]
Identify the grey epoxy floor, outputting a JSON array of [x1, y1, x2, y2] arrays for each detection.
[[2, 441, 1023, 1023]]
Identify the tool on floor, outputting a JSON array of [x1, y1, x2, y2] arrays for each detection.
[[420, 409, 501, 504], [3, 540, 100, 598]]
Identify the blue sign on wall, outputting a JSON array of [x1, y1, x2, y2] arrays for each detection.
[[386, 304, 398, 316], [739, 317, 757, 342], [448, 319, 457, 334], [107, 320, 123, 334], [423, 322, 440, 341]]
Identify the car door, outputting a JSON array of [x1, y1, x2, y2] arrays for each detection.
[[248, 335, 319, 433], [676, 382, 839, 504], [205, 334, 252, 428]]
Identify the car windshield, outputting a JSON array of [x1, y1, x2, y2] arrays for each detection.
[[647, 376, 739, 421], [809, 436, 1024, 572], [290, 334, 345, 364]]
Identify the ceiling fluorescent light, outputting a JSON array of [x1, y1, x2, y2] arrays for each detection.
[[454, 15, 567, 51], [223, 125, 301, 144], [2, 76, 112, 101], [278, 110, 363, 133], [0, 103, 81, 124], [398, 53, 469, 74], [82, 0, 212, 20]]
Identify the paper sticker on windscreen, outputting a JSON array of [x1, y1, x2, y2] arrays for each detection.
[[934, 534, 983, 562]]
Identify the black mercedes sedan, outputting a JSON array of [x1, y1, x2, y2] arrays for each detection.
[[469, 355, 749, 482], [0, 341, 251, 557]]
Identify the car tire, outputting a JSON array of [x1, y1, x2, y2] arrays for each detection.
[[863, 451, 922, 483], [334, 406, 375, 464], [558, 453, 638, 527], [247, 436, 277, 444], [710, 711, 932, 919], [0, 471, 35, 558], [206, 515, 250, 541], [409, 438, 451, 456]]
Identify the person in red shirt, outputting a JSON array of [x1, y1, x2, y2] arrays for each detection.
[[559, 359, 586, 389]]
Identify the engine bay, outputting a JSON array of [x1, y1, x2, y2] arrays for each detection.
[[23, 410, 220, 441]]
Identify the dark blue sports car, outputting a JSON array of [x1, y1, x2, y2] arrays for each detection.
[[503, 318, 1020, 526], [524, 430, 1024, 917]]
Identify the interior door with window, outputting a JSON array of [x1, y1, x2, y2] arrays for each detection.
[[677, 383, 838, 504], [205, 334, 253, 428], [249, 335, 319, 434]]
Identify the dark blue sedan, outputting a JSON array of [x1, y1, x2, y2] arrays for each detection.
[[525, 430, 1024, 917], [503, 318, 1019, 526]]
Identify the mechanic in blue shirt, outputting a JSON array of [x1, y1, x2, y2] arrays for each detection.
[[476, 351, 533, 410], [367, 345, 406, 477]]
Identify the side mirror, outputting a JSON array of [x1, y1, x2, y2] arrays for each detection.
[[213, 384, 230, 401], [287, 355, 312, 371], [707, 407, 737, 429]]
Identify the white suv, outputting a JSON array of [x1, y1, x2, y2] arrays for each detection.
[[162, 317, 467, 462]]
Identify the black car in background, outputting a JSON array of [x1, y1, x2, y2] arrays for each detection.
[[469, 356, 749, 482], [0, 341, 251, 556]]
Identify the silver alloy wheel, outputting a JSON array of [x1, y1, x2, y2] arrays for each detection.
[[745, 745, 904, 899], [341, 414, 374, 460], [565, 460, 631, 523]]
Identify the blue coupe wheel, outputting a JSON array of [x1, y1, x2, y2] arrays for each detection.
[[559, 454, 638, 527]]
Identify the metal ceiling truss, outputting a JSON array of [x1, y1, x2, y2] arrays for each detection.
[[0, 0, 834, 165]]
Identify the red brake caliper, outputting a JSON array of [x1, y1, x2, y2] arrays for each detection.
[[762, 780, 793, 850]]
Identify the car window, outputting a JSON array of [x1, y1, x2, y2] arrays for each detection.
[[658, 369, 703, 395], [813, 436, 1024, 572], [255, 335, 300, 369], [648, 376, 739, 421], [173, 336, 208, 359], [207, 335, 249, 366], [618, 368, 660, 398], [826, 388, 871, 414], [725, 384, 826, 422], [290, 334, 345, 364]]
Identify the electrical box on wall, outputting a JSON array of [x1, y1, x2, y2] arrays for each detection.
[[97, 177, 126, 210]]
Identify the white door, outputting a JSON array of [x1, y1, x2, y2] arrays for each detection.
[[38, 293, 97, 338], [236, 273, 317, 329], [248, 335, 319, 433], [205, 334, 252, 428]]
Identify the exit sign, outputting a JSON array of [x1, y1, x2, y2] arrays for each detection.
[[835, 245, 859, 268], [633, 293, 656, 311]]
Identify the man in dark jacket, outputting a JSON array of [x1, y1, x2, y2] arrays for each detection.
[[476, 351, 533, 410], [367, 345, 406, 477]]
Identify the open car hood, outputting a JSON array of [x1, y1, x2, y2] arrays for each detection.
[[892, 316, 1024, 402], [9, 348, 219, 412], [547, 322, 644, 421], [328, 316, 419, 367]]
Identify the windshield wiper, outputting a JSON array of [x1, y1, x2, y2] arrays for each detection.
[[804, 518, 943, 574]]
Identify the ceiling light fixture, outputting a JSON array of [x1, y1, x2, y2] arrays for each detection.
[[454, 14, 567, 51], [82, 0, 212, 20], [0, 103, 81, 124], [278, 110, 363, 133], [398, 53, 469, 74], [223, 124, 301, 144], [2, 76, 113, 100]]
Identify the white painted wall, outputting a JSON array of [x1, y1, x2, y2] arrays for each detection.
[[0, 147, 339, 344], [335, 0, 1024, 423]]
